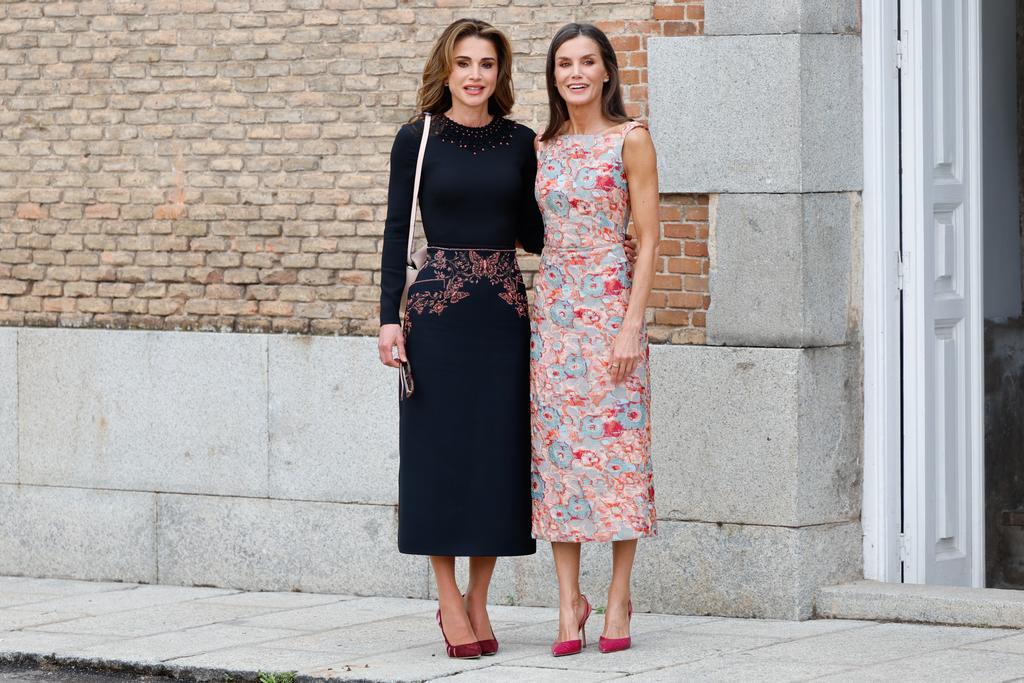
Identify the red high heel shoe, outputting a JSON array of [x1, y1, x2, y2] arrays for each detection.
[[477, 633, 498, 656], [551, 594, 591, 657], [598, 600, 633, 654], [462, 594, 498, 656], [436, 609, 482, 659]]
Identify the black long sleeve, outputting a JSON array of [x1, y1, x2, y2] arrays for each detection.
[[517, 141, 545, 255], [379, 121, 422, 326], [379, 116, 543, 325]]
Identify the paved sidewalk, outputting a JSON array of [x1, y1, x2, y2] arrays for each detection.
[[1, 577, 1024, 682]]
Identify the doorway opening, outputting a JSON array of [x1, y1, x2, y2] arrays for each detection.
[[982, 0, 1024, 590], [862, 0, 1024, 589]]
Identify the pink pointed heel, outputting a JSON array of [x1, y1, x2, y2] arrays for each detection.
[[598, 599, 633, 654], [551, 594, 592, 657], [436, 609, 482, 659]]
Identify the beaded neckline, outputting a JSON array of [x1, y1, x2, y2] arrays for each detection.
[[436, 114, 514, 155]]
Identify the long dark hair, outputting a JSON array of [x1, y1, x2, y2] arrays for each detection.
[[413, 18, 515, 121], [540, 23, 630, 141]]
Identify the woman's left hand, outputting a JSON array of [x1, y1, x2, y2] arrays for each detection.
[[609, 326, 642, 384], [623, 234, 638, 264]]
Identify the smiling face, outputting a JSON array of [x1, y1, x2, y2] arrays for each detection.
[[446, 35, 499, 111], [553, 36, 608, 109]]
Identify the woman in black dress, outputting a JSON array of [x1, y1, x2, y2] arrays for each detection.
[[377, 18, 542, 659]]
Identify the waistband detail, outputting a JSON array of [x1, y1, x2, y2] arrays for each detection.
[[428, 245, 517, 252], [543, 242, 624, 251]]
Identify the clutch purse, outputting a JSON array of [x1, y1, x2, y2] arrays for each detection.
[[398, 360, 415, 400]]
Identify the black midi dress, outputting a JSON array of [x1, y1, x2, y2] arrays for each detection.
[[379, 115, 543, 557]]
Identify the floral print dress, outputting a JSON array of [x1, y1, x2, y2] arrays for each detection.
[[530, 121, 656, 543]]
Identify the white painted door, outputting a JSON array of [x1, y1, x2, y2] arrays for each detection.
[[899, 0, 985, 586]]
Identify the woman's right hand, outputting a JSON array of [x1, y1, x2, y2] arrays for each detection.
[[378, 324, 406, 368]]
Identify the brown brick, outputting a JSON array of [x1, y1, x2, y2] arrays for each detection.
[[654, 5, 686, 21], [0, 280, 30, 295], [43, 297, 76, 313], [260, 269, 297, 285], [259, 300, 293, 316], [684, 276, 709, 293], [653, 274, 682, 290], [684, 205, 709, 221], [12, 264, 46, 280], [224, 268, 260, 284], [136, 283, 167, 298], [655, 309, 689, 326], [32, 282, 63, 297], [657, 241, 681, 256], [77, 298, 112, 314], [185, 299, 219, 315], [668, 292, 705, 309], [16, 203, 46, 220], [666, 257, 702, 274], [279, 285, 315, 302], [84, 204, 119, 219], [154, 204, 186, 220], [65, 282, 97, 298], [662, 21, 699, 36], [663, 223, 696, 239], [98, 283, 134, 298], [206, 284, 244, 299], [683, 241, 708, 257]]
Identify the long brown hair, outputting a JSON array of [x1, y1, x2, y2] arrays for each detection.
[[413, 18, 515, 121], [540, 23, 630, 141]]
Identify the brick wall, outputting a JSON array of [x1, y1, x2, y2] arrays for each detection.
[[0, 0, 707, 341]]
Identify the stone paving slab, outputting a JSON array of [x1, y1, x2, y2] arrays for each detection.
[[673, 615, 876, 640], [505, 627, 779, 675], [963, 630, 1024, 655], [749, 622, 1011, 668], [618, 652, 857, 681], [0, 612, 91, 633], [31, 602, 277, 639], [818, 647, 1024, 681], [0, 595, 61, 611], [0, 576, 1023, 682], [229, 597, 437, 633], [443, 666, 617, 681], [0, 579, 134, 597], [71, 624, 301, 663], [0, 631, 117, 656], [19, 585, 236, 617], [168, 646, 346, 678], [193, 591, 354, 610], [818, 579, 1024, 629]]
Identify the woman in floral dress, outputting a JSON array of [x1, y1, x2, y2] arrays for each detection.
[[530, 23, 660, 657]]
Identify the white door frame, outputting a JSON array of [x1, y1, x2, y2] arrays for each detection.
[[899, 0, 985, 586], [861, 0, 903, 583], [862, 0, 986, 585]]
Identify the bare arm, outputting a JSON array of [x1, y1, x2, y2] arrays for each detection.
[[610, 126, 659, 384]]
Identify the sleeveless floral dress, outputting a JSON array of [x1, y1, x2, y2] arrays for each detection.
[[530, 121, 656, 543]]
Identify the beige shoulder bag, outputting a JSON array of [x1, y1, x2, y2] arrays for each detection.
[[400, 113, 431, 308]]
